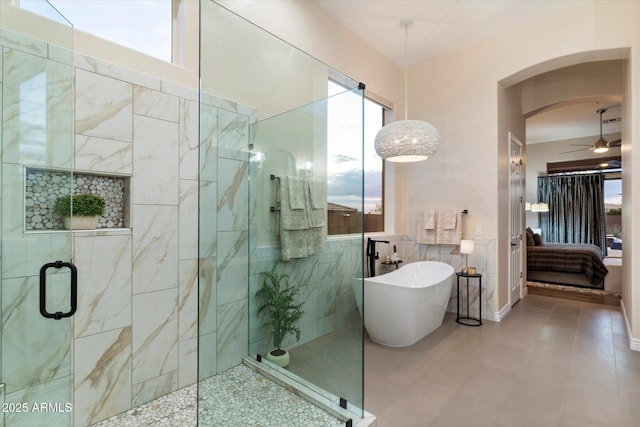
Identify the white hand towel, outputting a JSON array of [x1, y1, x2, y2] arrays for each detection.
[[436, 210, 462, 245], [424, 210, 436, 230], [280, 177, 309, 231], [441, 210, 457, 230], [417, 213, 437, 244], [307, 179, 326, 228], [307, 179, 325, 209], [286, 176, 306, 210]]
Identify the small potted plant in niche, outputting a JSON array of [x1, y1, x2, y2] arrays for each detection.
[[256, 265, 305, 368], [54, 194, 105, 230]]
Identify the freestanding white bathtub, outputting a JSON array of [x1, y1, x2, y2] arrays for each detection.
[[352, 261, 455, 347]]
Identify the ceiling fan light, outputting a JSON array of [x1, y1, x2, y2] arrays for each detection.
[[593, 141, 609, 154], [593, 112, 610, 153], [374, 120, 440, 162]]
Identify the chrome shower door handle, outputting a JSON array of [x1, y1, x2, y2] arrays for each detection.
[[39, 261, 78, 320]]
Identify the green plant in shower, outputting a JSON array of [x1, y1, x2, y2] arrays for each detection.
[[54, 194, 105, 217], [256, 265, 305, 356]]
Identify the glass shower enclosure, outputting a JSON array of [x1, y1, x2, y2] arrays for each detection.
[[199, 1, 365, 424], [1, 2, 75, 426]]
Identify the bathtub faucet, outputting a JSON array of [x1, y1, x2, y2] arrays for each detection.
[[367, 238, 390, 277]]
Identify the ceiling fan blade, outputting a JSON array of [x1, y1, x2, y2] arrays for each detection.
[[560, 147, 591, 155], [568, 144, 593, 147], [608, 139, 621, 147]]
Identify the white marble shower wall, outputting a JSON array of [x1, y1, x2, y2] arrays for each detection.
[[68, 54, 204, 426], [3, 30, 358, 427], [248, 236, 363, 357], [197, 92, 257, 381]]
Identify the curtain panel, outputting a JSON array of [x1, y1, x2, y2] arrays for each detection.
[[537, 174, 607, 254]]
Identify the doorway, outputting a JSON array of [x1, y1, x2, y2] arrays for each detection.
[[499, 53, 629, 315]]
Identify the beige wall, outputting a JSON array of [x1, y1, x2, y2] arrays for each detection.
[[400, 1, 639, 325], [7, 0, 640, 343], [217, 0, 640, 344], [215, 0, 403, 116], [521, 60, 625, 116]]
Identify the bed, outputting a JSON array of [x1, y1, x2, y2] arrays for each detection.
[[527, 242, 609, 289]]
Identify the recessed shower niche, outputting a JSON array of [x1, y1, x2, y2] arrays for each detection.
[[24, 168, 129, 230]]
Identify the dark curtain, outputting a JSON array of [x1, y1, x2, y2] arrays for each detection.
[[537, 174, 607, 254]]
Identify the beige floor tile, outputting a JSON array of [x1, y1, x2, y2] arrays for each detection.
[[456, 366, 518, 404], [289, 293, 636, 426], [431, 394, 501, 426], [376, 397, 438, 427]]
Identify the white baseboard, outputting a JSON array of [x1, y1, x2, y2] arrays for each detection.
[[620, 299, 640, 352], [489, 303, 511, 322]]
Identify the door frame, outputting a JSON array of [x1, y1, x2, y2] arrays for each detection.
[[508, 132, 525, 306]]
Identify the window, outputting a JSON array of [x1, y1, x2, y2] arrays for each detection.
[[327, 80, 385, 235], [20, 0, 174, 63], [604, 177, 622, 247]]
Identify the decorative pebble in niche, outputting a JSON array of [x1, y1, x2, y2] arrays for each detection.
[[24, 169, 126, 230]]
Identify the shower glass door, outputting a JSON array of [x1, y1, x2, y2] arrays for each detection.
[[199, 1, 365, 425], [1, 2, 75, 426]]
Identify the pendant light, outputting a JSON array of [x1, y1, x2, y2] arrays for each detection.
[[374, 19, 440, 163]]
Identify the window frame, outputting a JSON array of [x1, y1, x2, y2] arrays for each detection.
[[326, 79, 388, 236], [20, 0, 179, 64]]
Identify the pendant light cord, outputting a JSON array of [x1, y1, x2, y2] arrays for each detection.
[[402, 19, 411, 121]]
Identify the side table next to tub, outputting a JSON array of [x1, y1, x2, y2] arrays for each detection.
[[455, 271, 482, 326]]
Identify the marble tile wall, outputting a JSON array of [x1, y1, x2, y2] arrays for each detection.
[[396, 235, 495, 320], [0, 36, 206, 425], [198, 94, 254, 377], [247, 236, 363, 357], [66, 53, 206, 426], [1, 31, 75, 427], [2, 30, 365, 427]]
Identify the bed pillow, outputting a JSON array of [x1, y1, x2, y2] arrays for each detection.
[[525, 227, 535, 246], [526, 232, 535, 246], [533, 233, 543, 246]]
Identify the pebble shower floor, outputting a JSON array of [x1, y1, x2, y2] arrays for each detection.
[[91, 364, 344, 426]]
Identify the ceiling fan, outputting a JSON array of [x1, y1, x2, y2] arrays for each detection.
[[560, 108, 622, 155], [547, 155, 621, 174]]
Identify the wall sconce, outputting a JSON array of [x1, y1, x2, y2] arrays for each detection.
[[460, 239, 475, 274]]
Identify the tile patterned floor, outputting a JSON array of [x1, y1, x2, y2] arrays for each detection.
[[91, 365, 343, 426], [93, 293, 640, 426], [288, 321, 363, 406], [364, 294, 640, 426]]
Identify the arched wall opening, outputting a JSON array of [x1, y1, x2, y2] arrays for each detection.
[[497, 49, 632, 337]]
